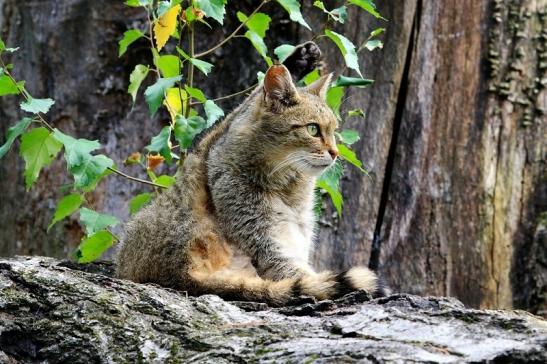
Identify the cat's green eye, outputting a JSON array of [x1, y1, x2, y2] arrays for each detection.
[[307, 123, 320, 137]]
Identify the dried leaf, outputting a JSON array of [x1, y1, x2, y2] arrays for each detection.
[[147, 154, 165, 170]]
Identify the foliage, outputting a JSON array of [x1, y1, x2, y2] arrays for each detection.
[[0, 0, 385, 262]]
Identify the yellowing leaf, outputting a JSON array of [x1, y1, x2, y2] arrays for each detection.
[[154, 5, 181, 51], [163, 87, 186, 122]]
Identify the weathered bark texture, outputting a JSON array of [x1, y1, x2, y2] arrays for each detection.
[[0, 0, 545, 315], [0, 256, 546, 363]]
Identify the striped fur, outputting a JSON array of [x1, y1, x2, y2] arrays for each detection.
[[116, 44, 387, 305]]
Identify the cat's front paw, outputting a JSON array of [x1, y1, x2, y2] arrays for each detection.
[[283, 41, 322, 80]]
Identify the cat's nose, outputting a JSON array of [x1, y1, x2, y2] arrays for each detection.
[[328, 148, 339, 160]]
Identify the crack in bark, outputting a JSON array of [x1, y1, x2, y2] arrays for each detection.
[[369, 0, 423, 271]]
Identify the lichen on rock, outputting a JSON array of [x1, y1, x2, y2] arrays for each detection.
[[0, 256, 545, 363]]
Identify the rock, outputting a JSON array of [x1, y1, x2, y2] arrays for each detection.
[[0, 256, 545, 363]]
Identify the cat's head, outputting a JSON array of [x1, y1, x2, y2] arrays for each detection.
[[257, 64, 339, 177]]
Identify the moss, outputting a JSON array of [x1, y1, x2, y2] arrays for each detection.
[[255, 347, 273, 356], [303, 353, 320, 364]]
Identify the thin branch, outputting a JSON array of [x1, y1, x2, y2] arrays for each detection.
[[185, 22, 195, 117], [108, 167, 167, 189], [178, 22, 186, 112], [193, 0, 269, 58], [189, 83, 257, 106]]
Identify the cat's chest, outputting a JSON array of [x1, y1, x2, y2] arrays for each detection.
[[269, 196, 315, 262]]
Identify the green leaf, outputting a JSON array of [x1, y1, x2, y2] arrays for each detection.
[[146, 126, 173, 163], [329, 6, 348, 24], [71, 155, 114, 190], [53, 129, 100, 165], [237, 12, 272, 65], [53, 129, 114, 190], [154, 175, 176, 188], [129, 193, 153, 215], [0, 75, 24, 96], [204, 100, 224, 127], [316, 160, 344, 216], [348, 0, 386, 20], [365, 39, 383, 51], [125, 0, 152, 7], [144, 76, 182, 116], [76, 230, 116, 263], [302, 69, 321, 85], [0, 117, 32, 159], [157, 55, 180, 78], [274, 44, 296, 63], [336, 130, 360, 145], [237, 12, 270, 37], [20, 128, 63, 190], [174, 115, 206, 149], [80, 207, 120, 236], [20, 98, 55, 114], [189, 58, 213, 76], [326, 86, 344, 119], [177, 47, 213, 73], [314, 1, 347, 23], [370, 27, 386, 37], [48, 193, 84, 230], [325, 30, 362, 76], [184, 86, 206, 102], [348, 109, 365, 118], [257, 71, 265, 84], [332, 76, 374, 88], [244, 31, 272, 65], [276, 0, 311, 30], [156, 0, 183, 16], [128, 64, 150, 103], [195, 0, 226, 24], [0, 39, 18, 54], [338, 144, 365, 171], [118, 29, 144, 57]]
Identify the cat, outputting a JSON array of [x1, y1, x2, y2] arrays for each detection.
[[116, 44, 387, 306]]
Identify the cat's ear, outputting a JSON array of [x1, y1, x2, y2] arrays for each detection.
[[263, 64, 297, 111], [305, 73, 333, 100]]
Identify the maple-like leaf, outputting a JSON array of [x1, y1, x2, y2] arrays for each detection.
[[154, 5, 181, 51]]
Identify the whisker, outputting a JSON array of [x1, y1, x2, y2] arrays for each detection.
[[268, 152, 305, 176]]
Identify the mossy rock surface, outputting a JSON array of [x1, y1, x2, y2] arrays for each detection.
[[0, 256, 545, 363]]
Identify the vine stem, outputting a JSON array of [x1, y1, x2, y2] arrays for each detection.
[[178, 22, 186, 113], [107, 167, 166, 189], [193, 0, 269, 58], [189, 83, 257, 107], [0, 57, 166, 190], [185, 22, 195, 117]]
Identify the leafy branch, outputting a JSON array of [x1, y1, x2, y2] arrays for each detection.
[[194, 0, 270, 58], [0, 0, 386, 262]]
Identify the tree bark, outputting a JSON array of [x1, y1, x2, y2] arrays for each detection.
[[0, 256, 546, 363], [0, 0, 545, 316]]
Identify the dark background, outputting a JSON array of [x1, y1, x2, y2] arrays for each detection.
[[0, 0, 545, 315]]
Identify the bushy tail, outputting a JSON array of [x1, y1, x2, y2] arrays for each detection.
[[191, 267, 387, 307]]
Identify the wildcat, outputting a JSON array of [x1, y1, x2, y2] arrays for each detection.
[[117, 45, 386, 306]]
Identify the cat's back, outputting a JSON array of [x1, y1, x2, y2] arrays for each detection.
[[116, 107, 234, 283]]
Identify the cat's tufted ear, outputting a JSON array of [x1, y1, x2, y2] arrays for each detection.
[[263, 64, 298, 112], [305, 73, 333, 100]]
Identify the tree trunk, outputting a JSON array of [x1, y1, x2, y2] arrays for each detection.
[[0, 256, 546, 363], [0, 0, 545, 316]]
